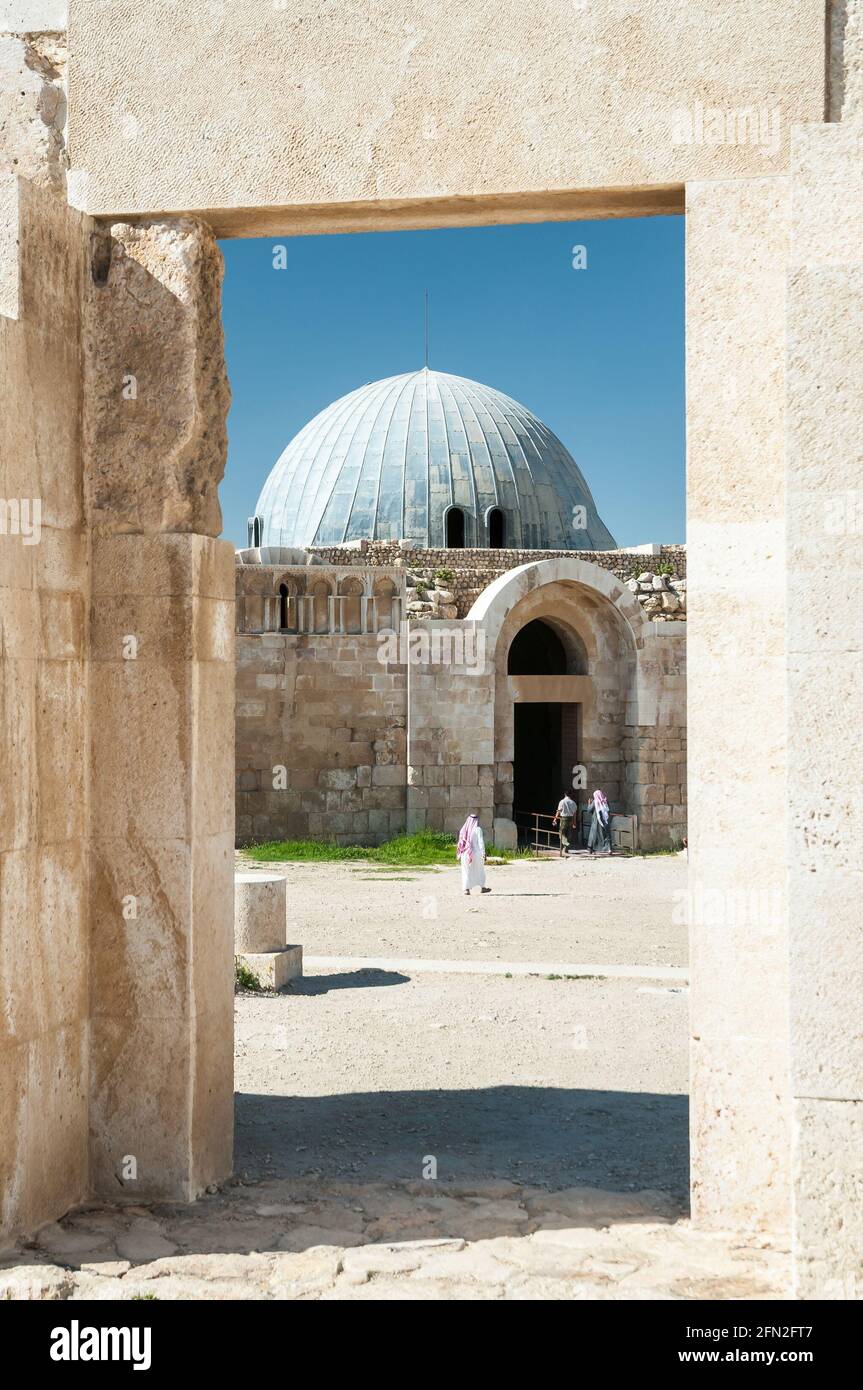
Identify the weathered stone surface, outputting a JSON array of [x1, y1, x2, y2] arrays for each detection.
[[0, 1176, 790, 1301], [0, 1264, 74, 1300], [234, 873, 286, 955], [65, 1, 823, 227], [791, 1098, 863, 1300], [0, 174, 91, 1244], [83, 218, 230, 535], [686, 175, 793, 1238], [115, 1226, 177, 1264], [785, 109, 863, 1297], [492, 817, 517, 850], [0, 37, 66, 191], [236, 946, 302, 992]]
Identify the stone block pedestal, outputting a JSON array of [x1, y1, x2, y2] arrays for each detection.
[[234, 872, 301, 989], [238, 945, 303, 991], [235, 873, 287, 952]]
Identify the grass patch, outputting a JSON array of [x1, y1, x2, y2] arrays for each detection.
[[620, 846, 682, 858], [235, 958, 263, 992], [243, 829, 519, 869]]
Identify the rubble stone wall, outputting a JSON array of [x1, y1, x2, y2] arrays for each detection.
[[308, 542, 687, 620]]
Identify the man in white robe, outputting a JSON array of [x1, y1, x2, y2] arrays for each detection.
[[456, 813, 491, 895]]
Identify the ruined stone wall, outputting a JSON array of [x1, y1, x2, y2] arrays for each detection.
[[478, 562, 687, 851], [308, 543, 687, 620], [235, 556, 686, 850], [236, 632, 407, 847]]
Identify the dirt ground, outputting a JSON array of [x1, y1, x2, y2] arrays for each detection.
[[236, 972, 688, 1195], [234, 852, 690, 1193], [239, 850, 689, 967], [1, 852, 733, 1302]]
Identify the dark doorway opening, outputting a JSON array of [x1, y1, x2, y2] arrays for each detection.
[[279, 583, 288, 629], [513, 701, 581, 842], [446, 507, 465, 547], [488, 507, 506, 548], [508, 619, 567, 675]]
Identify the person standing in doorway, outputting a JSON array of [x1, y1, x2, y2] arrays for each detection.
[[587, 789, 612, 856], [552, 791, 578, 857], [457, 812, 491, 895]]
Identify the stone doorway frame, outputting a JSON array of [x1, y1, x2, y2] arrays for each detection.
[[4, 57, 859, 1293], [111, 173, 843, 1296], [76, 191, 782, 1234]]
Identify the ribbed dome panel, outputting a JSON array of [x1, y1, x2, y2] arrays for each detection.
[[254, 368, 616, 551]]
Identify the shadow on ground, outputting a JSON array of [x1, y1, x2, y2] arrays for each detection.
[[288, 969, 410, 994], [9, 1089, 691, 1279], [235, 1085, 689, 1201]]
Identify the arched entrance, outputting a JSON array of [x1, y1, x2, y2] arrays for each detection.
[[465, 557, 686, 852]]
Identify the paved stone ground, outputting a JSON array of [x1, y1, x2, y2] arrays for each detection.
[[1, 1179, 790, 1300]]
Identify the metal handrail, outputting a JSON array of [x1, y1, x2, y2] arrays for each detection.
[[514, 809, 573, 854], [514, 806, 640, 854]]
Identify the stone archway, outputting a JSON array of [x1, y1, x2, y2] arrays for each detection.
[[464, 558, 686, 851]]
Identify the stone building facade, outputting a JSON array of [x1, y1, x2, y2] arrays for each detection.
[[235, 547, 687, 850]]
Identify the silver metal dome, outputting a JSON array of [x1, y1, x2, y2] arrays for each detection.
[[252, 368, 616, 551]]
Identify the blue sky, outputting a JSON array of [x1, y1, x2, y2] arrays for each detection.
[[218, 216, 684, 550]]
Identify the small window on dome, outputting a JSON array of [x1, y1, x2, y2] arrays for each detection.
[[446, 507, 465, 548], [488, 507, 506, 548], [247, 515, 263, 548]]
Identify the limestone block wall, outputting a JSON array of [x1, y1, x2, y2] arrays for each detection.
[[786, 115, 863, 1298], [686, 175, 793, 1238], [236, 632, 408, 847], [0, 177, 90, 1238], [81, 210, 236, 1203], [235, 550, 688, 851], [474, 558, 688, 849], [405, 620, 496, 839], [236, 561, 403, 637], [65, 1, 824, 231]]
